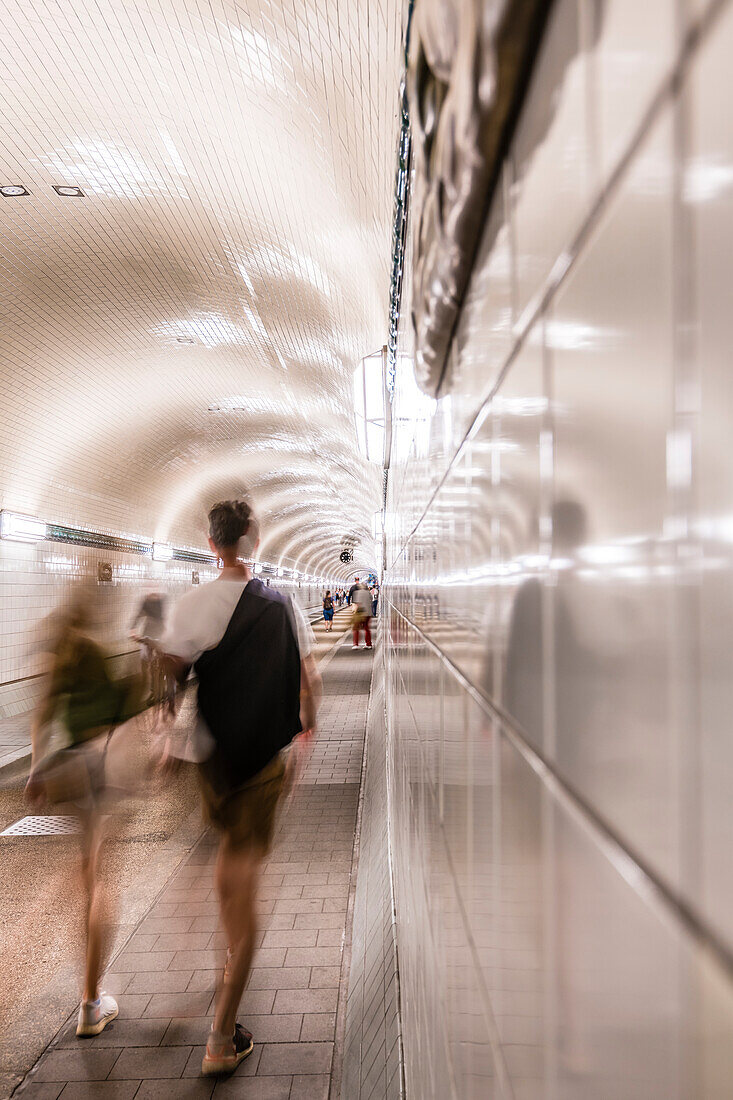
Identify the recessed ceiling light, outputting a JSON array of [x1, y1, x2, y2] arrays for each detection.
[[0, 185, 29, 197], [53, 185, 84, 197], [176, 336, 195, 344]]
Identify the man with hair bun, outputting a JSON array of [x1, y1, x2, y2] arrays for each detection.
[[159, 497, 321, 1077]]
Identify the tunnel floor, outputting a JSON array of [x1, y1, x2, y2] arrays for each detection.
[[12, 617, 374, 1100]]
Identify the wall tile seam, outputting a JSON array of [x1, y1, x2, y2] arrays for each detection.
[[381, 651, 408, 1100], [342, 667, 403, 1100], [333, 656, 376, 1100], [386, 598, 733, 999], [386, 0, 730, 571]]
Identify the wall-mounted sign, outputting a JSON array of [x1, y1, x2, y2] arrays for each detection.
[[407, 0, 550, 396], [192, 571, 200, 585], [340, 549, 353, 564], [97, 561, 113, 583]]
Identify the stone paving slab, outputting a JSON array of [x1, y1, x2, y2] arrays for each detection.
[[15, 639, 374, 1100]]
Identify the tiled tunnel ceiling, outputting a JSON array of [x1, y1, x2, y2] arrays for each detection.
[[0, 0, 402, 573]]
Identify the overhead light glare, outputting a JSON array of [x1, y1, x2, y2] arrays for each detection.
[[0, 185, 29, 197], [353, 351, 386, 464], [176, 336, 195, 344], [152, 542, 174, 562], [53, 185, 84, 197], [0, 511, 47, 542]]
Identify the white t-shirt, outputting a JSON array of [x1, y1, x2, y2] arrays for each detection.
[[160, 578, 313, 762], [161, 577, 314, 665]]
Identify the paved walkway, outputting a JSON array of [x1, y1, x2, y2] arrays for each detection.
[[14, 628, 374, 1099]]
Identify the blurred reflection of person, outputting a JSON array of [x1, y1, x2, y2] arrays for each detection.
[[504, 501, 588, 746], [503, 499, 594, 1079], [25, 587, 143, 1037]]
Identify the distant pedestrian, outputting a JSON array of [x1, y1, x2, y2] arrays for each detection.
[[348, 577, 360, 605], [371, 584, 379, 618], [351, 581, 372, 650], [129, 590, 166, 698], [322, 590, 334, 632]]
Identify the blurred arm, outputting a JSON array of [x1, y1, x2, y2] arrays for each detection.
[[30, 690, 55, 766], [26, 659, 59, 801]]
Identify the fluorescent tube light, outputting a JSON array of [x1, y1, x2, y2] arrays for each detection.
[[152, 542, 174, 562], [0, 511, 47, 542]]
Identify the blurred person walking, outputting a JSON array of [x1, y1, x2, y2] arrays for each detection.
[[130, 590, 166, 644], [348, 577, 360, 604], [129, 590, 166, 700], [322, 590, 334, 631], [371, 583, 380, 618], [351, 580, 372, 649], [25, 588, 143, 1037], [159, 499, 321, 1076]]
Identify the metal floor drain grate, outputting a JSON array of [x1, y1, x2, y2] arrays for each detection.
[[1, 815, 81, 836]]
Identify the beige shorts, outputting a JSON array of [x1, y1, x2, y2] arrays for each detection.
[[198, 752, 286, 853]]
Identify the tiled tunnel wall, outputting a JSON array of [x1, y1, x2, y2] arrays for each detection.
[[342, 662, 403, 1100], [380, 2, 733, 1097], [0, 541, 216, 717], [0, 537, 329, 718]]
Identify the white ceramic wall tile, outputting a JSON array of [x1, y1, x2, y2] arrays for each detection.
[[688, 0, 733, 954], [382, 1, 733, 1096]]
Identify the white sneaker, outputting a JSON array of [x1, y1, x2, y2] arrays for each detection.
[[351, 644, 358, 650], [76, 992, 118, 1036]]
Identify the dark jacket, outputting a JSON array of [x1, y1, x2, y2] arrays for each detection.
[[195, 579, 301, 793]]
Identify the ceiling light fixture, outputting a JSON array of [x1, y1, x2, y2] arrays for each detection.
[[0, 185, 30, 197], [152, 542, 174, 562], [53, 185, 85, 197], [0, 511, 47, 542], [353, 350, 387, 465]]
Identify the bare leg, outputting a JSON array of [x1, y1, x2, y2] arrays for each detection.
[[213, 838, 262, 1037], [81, 817, 111, 1002]]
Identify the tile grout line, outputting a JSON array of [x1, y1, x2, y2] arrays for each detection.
[[328, 646, 375, 1100]]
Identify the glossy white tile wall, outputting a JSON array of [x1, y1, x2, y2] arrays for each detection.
[[382, 2, 733, 1096]]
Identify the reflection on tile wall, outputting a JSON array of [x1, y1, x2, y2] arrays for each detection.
[[383, 2, 733, 1097]]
